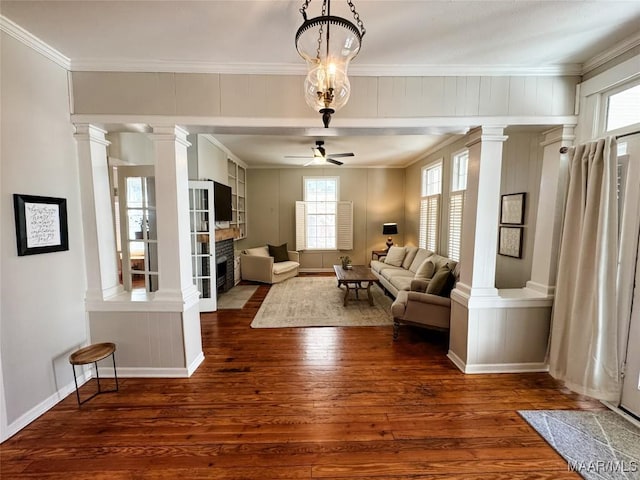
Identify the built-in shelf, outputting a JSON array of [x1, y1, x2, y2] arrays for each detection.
[[227, 158, 247, 240]]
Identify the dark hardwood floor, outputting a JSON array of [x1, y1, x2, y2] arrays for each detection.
[[1, 280, 604, 479]]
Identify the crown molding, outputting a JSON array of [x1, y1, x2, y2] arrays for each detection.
[[583, 31, 640, 74], [70, 58, 582, 77], [0, 15, 70, 70]]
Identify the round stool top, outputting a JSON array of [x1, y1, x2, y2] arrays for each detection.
[[69, 342, 116, 365]]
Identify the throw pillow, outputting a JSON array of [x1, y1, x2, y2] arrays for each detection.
[[383, 246, 406, 267], [401, 246, 419, 269], [414, 258, 435, 280], [426, 265, 452, 295], [268, 243, 289, 263], [244, 246, 269, 257]]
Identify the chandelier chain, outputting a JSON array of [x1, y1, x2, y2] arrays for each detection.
[[300, 0, 366, 37], [347, 0, 366, 36]]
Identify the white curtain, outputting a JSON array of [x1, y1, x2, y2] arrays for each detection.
[[549, 137, 620, 401]]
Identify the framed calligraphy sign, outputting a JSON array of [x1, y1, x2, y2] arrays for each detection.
[[13, 194, 69, 256]]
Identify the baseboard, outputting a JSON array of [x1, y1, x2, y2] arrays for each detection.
[[1, 370, 91, 443], [187, 351, 205, 377], [447, 350, 548, 374]]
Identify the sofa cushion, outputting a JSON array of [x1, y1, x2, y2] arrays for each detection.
[[268, 243, 289, 263], [408, 248, 433, 273], [370, 260, 387, 274], [389, 275, 413, 293], [384, 246, 406, 267], [245, 246, 269, 257], [426, 265, 455, 297], [381, 265, 409, 282], [401, 246, 419, 269], [414, 258, 436, 280], [272, 260, 299, 275]]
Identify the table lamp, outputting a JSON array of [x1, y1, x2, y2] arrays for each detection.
[[383, 223, 398, 251]]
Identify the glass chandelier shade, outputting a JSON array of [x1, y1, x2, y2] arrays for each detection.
[[295, 1, 365, 127]]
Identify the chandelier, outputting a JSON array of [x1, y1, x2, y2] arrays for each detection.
[[295, 0, 366, 128]]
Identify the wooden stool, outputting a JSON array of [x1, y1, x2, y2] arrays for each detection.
[[69, 342, 119, 407]]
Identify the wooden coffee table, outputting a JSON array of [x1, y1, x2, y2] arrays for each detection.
[[333, 265, 378, 306]]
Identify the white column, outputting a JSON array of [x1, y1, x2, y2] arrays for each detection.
[[74, 124, 122, 301], [526, 125, 575, 296], [456, 126, 508, 299], [149, 125, 199, 305]]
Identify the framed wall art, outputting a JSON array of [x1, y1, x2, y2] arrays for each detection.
[[500, 192, 526, 225], [498, 226, 523, 258], [13, 194, 69, 256]]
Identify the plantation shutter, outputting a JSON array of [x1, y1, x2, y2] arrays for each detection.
[[448, 192, 464, 261], [295, 201, 306, 251], [419, 194, 440, 251], [337, 201, 353, 250]]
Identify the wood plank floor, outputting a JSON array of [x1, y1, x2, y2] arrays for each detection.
[[1, 279, 604, 479]]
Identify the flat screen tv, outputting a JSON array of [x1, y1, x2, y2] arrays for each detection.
[[213, 181, 233, 222]]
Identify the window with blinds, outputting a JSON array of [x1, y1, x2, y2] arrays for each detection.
[[419, 195, 440, 251], [295, 177, 353, 251], [419, 162, 442, 250], [448, 150, 468, 261]]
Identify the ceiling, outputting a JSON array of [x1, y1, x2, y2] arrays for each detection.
[[2, 1, 640, 167]]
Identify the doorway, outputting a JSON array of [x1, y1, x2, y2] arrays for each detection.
[[619, 134, 640, 419]]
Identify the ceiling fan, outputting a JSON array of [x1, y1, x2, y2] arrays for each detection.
[[285, 140, 354, 166]]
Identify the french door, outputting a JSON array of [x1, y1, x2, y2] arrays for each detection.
[[620, 134, 640, 418], [188, 181, 216, 312], [117, 166, 159, 293]]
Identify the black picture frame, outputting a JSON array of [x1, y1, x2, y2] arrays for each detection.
[[13, 194, 69, 256], [498, 226, 523, 258], [500, 192, 526, 225]]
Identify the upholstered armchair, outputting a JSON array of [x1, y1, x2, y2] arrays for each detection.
[[240, 245, 300, 284], [390, 264, 459, 339]]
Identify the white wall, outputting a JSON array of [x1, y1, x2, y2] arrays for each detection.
[[187, 135, 228, 183], [1, 33, 87, 438]]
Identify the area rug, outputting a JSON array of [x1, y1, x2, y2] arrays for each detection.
[[251, 276, 392, 328], [217, 285, 259, 309], [519, 410, 640, 480]]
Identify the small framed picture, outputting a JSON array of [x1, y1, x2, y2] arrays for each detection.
[[13, 194, 69, 256], [498, 226, 523, 258], [500, 192, 526, 225]]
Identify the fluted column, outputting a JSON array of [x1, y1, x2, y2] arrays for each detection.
[[526, 125, 575, 296], [74, 124, 122, 301], [149, 125, 199, 305]]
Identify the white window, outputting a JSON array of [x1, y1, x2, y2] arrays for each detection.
[[606, 82, 640, 132], [296, 177, 353, 251], [419, 162, 442, 251], [448, 150, 468, 262]]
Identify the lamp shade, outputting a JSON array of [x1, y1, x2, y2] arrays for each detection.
[[382, 223, 398, 235]]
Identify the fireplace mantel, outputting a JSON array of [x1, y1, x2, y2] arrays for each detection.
[[214, 227, 240, 242]]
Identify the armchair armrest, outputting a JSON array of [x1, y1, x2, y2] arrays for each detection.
[[240, 254, 275, 283], [407, 291, 451, 307], [287, 250, 300, 263]]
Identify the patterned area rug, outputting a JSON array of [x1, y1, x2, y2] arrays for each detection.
[[251, 276, 393, 328], [217, 285, 259, 309], [519, 410, 640, 480]]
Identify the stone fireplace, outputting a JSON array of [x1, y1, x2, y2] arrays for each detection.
[[214, 228, 239, 294]]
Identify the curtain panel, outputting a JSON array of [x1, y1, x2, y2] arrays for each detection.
[[549, 137, 620, 401]]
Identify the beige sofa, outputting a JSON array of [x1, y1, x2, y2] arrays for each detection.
[[370, 246, 459, 338], [240, 246, 300, 284]]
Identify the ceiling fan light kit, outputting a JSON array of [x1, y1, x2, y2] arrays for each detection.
[[285, 140, 355, 166], [295, 0, 366, 128]]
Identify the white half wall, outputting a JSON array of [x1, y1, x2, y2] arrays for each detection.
[[1, 33, 88, 439]]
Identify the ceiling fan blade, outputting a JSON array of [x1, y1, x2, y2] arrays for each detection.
[[303, 159, 316, 166], [326, 158, 343, 166], [327, 153, 355, 158], [285, 155, 314, 158]]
